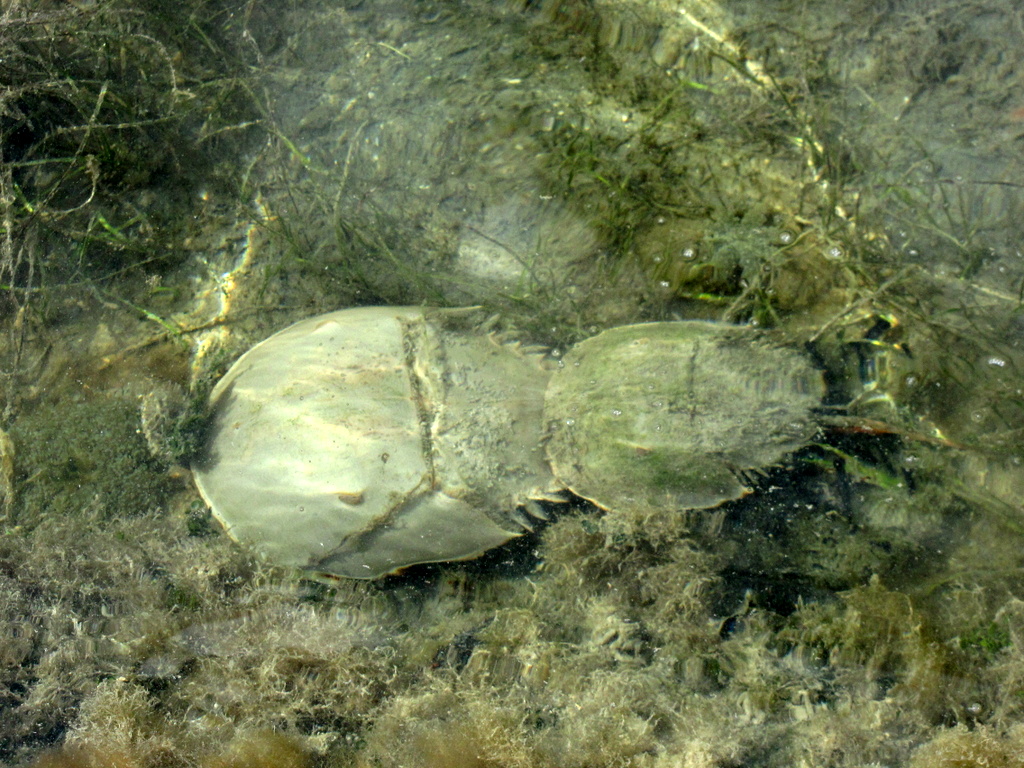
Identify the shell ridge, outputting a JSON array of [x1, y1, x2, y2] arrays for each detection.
[[400, 314, 442, 495]]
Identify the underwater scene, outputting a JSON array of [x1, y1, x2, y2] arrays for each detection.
[[2, 0, 1024, 765]]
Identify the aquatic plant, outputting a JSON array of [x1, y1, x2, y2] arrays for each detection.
[[0, 0, 266, 421], [26, 729, 310, 768], [908, 725, 1024, 768]]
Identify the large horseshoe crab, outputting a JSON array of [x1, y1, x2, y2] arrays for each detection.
[[192, 307, 823, 578]]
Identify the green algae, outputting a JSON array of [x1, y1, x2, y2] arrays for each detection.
[[10, 395, 176, 528]]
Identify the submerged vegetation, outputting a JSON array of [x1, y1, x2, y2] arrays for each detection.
[[2, 0, 1024, 766]]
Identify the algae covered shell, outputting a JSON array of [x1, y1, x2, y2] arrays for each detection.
[[193, 308, 823, 579], [543, 321, 824, 516]]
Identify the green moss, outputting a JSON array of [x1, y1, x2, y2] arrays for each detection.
[[959, 621, 1012, 661], [186, 503, 219, 538], [155, 385, 216, 467], [11, 393, 177, 527]]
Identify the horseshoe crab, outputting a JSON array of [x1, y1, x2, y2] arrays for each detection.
[[193, 307, 823, 578]]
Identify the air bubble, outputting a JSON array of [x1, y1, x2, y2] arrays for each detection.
[[826, 244, 844, 259], [681, 247, 696, 260], [565, 418, 576, 426], [779, 231, 794, 244], [659, 280, 671, 289], [987, 356, 1007, 367], [611, 409, 623, 417]]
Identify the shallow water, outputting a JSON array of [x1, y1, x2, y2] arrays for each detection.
[[4, 0, 1024, 766]]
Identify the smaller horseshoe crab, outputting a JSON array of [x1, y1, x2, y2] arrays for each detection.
[[193, 307, 823, 578]]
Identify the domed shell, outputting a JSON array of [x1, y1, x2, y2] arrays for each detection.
[[542, 321, 823, 515], [192, 307, 554, 579]]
